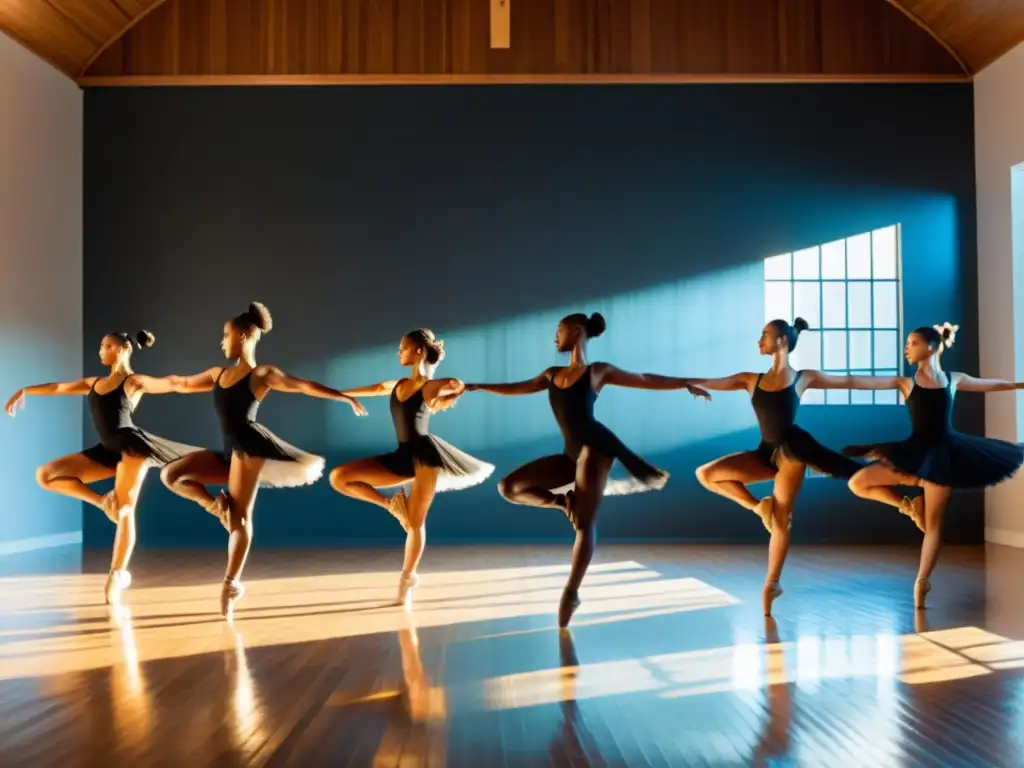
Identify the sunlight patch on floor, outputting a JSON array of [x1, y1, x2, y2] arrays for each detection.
[[0, 562, 737, 681]]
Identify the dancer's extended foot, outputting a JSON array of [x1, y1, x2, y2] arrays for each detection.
[[753, 496, 774, 533], [100, 491, 121, 524], [205, 490, 231, 533], [220, 578, 245, 619], [561, 490, 579, 530], [914, 577, 931, 609], [396, 571, 419, 609], [388, 489, 410, 532], [899, 495, 925, 532], [558, 588, 581, 628], [104, 569, 132, 605], [762, 580, 783, 617]]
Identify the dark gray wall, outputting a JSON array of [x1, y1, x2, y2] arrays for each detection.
[[83, 83, 978, 548]]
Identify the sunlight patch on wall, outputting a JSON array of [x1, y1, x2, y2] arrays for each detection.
[[324, 265, 764, 455]]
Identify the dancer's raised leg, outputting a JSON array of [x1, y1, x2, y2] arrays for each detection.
[[160, 450, 231, 529], [696, 451, 777, 530], [35, 452, 114, 513], [498, 454, 577, 521], [329, 457, 413, 529], [847, 462, 924, 531]]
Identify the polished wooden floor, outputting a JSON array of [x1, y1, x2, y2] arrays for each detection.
[[1, 542, 1023, 767]]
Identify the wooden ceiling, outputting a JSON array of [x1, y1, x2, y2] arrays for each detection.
[[0, 0, 1021, 82]]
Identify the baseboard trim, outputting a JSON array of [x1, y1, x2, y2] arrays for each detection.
[[985, 527, 1024, 549], [0, 531, 83, 557]]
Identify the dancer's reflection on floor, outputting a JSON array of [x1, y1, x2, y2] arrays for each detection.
[[373, 613, 448, 765], [751, 617, 793, 767]]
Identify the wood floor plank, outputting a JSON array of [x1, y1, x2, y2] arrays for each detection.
[[0, 543, 1022, 765]]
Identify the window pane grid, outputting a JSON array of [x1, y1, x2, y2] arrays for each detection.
[[764, 279, 899, 283], [764, 225, 902, 407]]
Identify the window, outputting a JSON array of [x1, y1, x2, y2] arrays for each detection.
[[764, 225, 902, 405]]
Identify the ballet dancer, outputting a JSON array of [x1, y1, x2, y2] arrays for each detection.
[[329, 328, 494, 608], [5, 330, 204, 603], [842, 322, 1024, 608], [465, 312, 710, 627], [155, 302, 367, 616], [691, 318, 864, 616]]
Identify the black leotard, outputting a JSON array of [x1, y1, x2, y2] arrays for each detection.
[[844, 374, 1024, 488], [748, 371, 861, 478], [82, 377, 201, 469], [211, 369, 324, 488], [374, 381, 493, 492], [546, 366, 668, 493]]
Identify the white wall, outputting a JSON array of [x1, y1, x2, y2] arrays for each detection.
[[975, 41, 1024, 547], [0, 33, 83, 551]]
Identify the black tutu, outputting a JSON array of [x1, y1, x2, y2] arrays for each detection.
[[843, 432, 1024, 489], [376, 434, 495, 492], [755, 426, 862, 480], [554, 423, 670, 497], [83, 427, 205, 469], [219, 422, 325, 488]]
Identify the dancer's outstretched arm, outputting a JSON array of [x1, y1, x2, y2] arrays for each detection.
[[465, 369, 553, 396], [5, 377, 97, 415], [340, 380, 400, 398], [132, 367, 223, 395], [951, 373, 1024, 392], [258, 365, 367, 415], [690, 372, 758, 393], [593, 363, 710, 399], [801, 371, 911, 394]]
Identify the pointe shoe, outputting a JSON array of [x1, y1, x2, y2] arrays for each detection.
[[914, 578, 931, 609], [558, 588, 581, 628], [206, 491, 231, 533], [899, 496, 926, 532], [762, 581, 784, 617], [104, 569, 132, 605], [396, 572, 420, 609], [220, 578, 245, 619], [387, 490, 410, 532], [753, 497, 774, 533]]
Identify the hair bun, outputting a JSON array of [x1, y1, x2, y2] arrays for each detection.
[[135, 330, 155, 349], [412, 328, 446, 364], [428, 334, 445, 362], [793, 317, 809, 334], [933, 321, 959, 349], [586, 312, 607, 338], [246, 302, 273, 333]]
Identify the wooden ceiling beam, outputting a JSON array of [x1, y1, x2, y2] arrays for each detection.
[[884, 0, 971, 73], [76, 0, 171, 77], [76, 73, 972, 88], [2, 0, 1023, 84]]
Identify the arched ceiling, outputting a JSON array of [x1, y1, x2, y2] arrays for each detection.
[[888, 0, 1024, 73], [0, 0, 1021, 81]]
